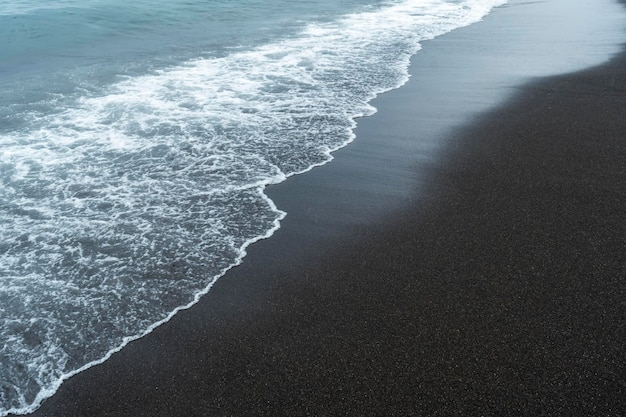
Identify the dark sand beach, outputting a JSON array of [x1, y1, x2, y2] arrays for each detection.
[[25, 0, 626, 416]]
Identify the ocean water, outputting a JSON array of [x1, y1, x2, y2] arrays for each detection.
[[0, 0, 507, 414]]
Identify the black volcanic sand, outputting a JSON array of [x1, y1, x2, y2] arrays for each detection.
[[26, 1, 626, 417]]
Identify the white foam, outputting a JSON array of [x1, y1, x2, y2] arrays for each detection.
[[0, 0, 509, 415]]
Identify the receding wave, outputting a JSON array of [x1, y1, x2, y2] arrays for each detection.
[[0, 0, 506, 414]]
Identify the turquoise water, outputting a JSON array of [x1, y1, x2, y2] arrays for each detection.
[[0, 0, 507, 414], [0, 0, 382, 129]]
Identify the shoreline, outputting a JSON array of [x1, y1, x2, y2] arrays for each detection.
[[23, 0, 626, 416]]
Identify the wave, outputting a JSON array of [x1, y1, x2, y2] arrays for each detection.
[[0, 0, 507, 414]]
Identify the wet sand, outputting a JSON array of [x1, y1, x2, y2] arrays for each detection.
[[25, 0, 626, 416]]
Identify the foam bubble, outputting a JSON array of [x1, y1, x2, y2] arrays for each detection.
[[0, 0, 508, 414]]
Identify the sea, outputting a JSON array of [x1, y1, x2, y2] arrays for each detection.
[[0, 0, 508, 414]]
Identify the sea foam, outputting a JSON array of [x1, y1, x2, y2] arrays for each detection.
[[0, 0, 507, 414]]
